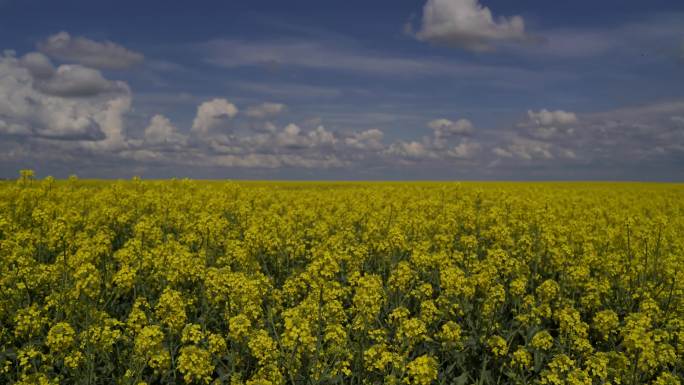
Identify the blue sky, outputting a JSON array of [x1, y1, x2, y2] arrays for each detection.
[[1, 0, 683, 180]]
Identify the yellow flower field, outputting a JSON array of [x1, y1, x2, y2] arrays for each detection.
[[1, 173, 683, 384]]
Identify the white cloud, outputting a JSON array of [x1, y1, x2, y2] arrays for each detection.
[[518, 109, 578, 140], [0, 51, 131, 143], [447, 140, 480, 159], [210, 153, 345, 169], [492, 147, 513, 158], [344, 128, 384, 150], [493, 137, 553, 160], [275, 123, 336, 148], [386, 141, 434, 160], [144, 114, 187, 145], [414, 0, 527, 51], [428, 118, 474, 149], [429, 118, 473, 136], [576, 101, 684, 159], [275, 123, 306, 148], [17, 52, 125, 98], [205, 39, 450, 75], [261, 121, 279, 133], [19, 52, 54, 78], [559, 149, 577, 159], [34, 64, 126, 97], [38, 31, 144, 70], [307, 125, 337, 146], [246, 102, 287, 119], [207, 39, 568, 88], [80, 95, 132, 151], [526, 109, 578, 126], [191, 98, 239, 136]]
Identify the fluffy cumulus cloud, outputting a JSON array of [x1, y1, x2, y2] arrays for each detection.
[[0, 51, 131, 143], [17, 51, 127, 98], [492, 102, 684, 169], [428, 118, 473, 148], [492, 108, 579, 161], [413, 0, 527, 51], [37, 31, 144, 70], [80, 96, 131, 151], [19, 52, 55, 78], [493, 137, 554, 160], [191, 98, 239, 136], [527, 109, 578, 126], [518, 109, 578, 140], [144, 115, 187, 146], [448, 140, 480, 159], [429, 118, 473, 136], [382, 117, 480, 163], [386, 141, 434, 160], [267, 123, 337, 149], [246, 102, 287, 119], [344, 129, 384, 150], [120, 104, 383, 169], [579, 102, 684, 159], [34, 64, 127, 97]]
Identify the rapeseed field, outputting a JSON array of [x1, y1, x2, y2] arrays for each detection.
[[1, 172, 682, 384]]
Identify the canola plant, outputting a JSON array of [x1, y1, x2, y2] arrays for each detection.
[[0, 173, 682, 385]]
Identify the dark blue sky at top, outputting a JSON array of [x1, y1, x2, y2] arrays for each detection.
[[0, 0, 683, 180], [3, 0, 682, 41]]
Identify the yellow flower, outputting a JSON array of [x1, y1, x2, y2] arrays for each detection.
[[127, 297, 149, 334], [17, 346, 43, 369], [487, 335, 508, 358], [364, 344, 400, 372], [541, 354, 578, 385], [511, 347, 532, 370], [149, 350, 171, 373], [405, 355, 438, 385], [178, 345, 215, 384], [156, 288, 187, 332], [592, 309, 619, 340], [182, 323, 204, 345], [134, 325, 165, 359], [46, 322, 76, 353], [509, 277, 528, 298], [531, 330, 554, 351], [14, 305, 47, 339], [437, 321, 463, 350], [584, 352, 609, 381], [228, 314, 252, 342], [536, 279, 560, 303], [388, 306, 410, 326], [113, 263, 137, 291], [352, 274, 385, 330], [651, 372, 681, 385], [64, 350, 85, 369], [397, 318, 428, 347], [248, 329, 277, 363], [208, 333, 227, 356]]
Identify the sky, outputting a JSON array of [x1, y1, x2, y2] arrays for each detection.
[[1, 0, 683, 180]]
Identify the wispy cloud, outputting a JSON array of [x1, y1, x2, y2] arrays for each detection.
[[37, 31, 144, 70], [201, 38, 567, 84], [232, 81, 343, 100]]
